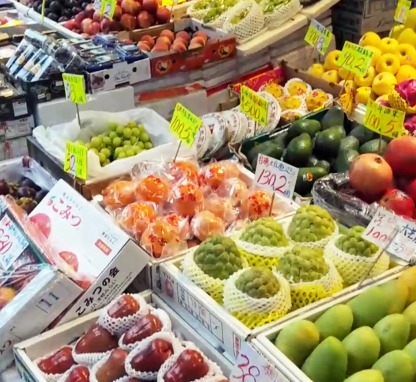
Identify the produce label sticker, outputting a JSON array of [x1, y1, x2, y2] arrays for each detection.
[[0, 214, 29, 271], [362, 207, 398, 248], [395, 0, 412, 23], [64, 142, 88, 180], [100, 0, 116, 19], [62, 73, 87, 104], [169, 103, 202, 147], [304, 19, 333, 55], [230, 342, 290, 382], [364, 99, 407, 138], [255, 154, 298, 199], [338, 41, 374, 76], [240, 85, 269, 126]]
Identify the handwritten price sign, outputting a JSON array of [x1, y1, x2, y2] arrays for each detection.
[[304, 19, 333, 55], [169, 103, 202, 147], [64, 142, 88, 180], [62, 73, 87, 104], [240, 85, 269, 126], [255, 154, 298, 199], [364, 99, 407, 139], [395, 0, 412, 23], [230, 342, 289, 382], [0, 214, 29, 271], [338, 41, 374, 76]]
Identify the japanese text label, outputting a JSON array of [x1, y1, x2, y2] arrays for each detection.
[[395, 0, 412, 23], [240, 85, 269, 126], [64, 142, 88, 180], [338, 41, 374, 76], [304, 19, 333, 55], [169, 103, 202, 147], [62, 73, 87, 104]]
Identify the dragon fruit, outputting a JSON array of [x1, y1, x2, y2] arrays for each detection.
[[396, 79, 416, 108], [405, 114, 416, 135]]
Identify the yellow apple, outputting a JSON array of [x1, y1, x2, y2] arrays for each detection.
[[364, 45, 382, 67], [338, 67, 351, 80], [355, 86, 375, 105], [354, 66, 376, 87], [398, 28, 416, 46], [375, 53, 401, 74], [404, 8, 416, 30], [397, 43, 416, 65], [391, 25, 405, 40], [324, 50, 341, 71], [359, 32, 381, 48], [379, 37, 399, 54], [321, 70, 340, 83], [372, 72, 398, 96], [339, 79, 356, 92], [307, 63, 325, 77], [396, 65, 416, 83]]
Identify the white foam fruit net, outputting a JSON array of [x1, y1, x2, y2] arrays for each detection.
[[186, 2, 210, 20], [56, 365, 90, 382], [223, 0, 265, 42], [283, 78, 312, 98], [90, 352, 129, 382], [35, 347, 74, 382], [223, 270, 291, 329], [262, 0, 302, 29], [324, 236, 390, 286], [72, 337, 112, 366]]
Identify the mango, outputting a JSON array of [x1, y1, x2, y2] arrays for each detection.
[[302, 336, 347, 382], [379, 279, 409, 314], [372, 350, 415, 382], [373, 314, 410, 355], [344, 370, 384, 382], [315, 304, 353, 341], [348, 286, 389, 328], [403, 302, 416, 340], [399, 267, 416, 306], [342, 327, 380, 375], [404, 338, 416, 362], [274, 319, 319, 367]]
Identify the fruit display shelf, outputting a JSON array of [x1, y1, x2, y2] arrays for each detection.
[[13, 291, 233, 382], [253, 266, 411, 382]]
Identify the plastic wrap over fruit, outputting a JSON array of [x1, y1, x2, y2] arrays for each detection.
[[405, 114, 416, 134], [389, 79, 416, 114]]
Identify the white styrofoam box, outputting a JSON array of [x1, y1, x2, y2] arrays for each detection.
[[33, 86, 135, 127], [0, 137, 29, 162], [0, 115, 34, 140], [1, 367, 23, 382]]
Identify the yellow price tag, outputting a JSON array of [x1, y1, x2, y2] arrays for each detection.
[[363, 99, 407, 138], [338, 41, 374, 77], [240, 85, 269, 126], [169, 103, 202, 147], [304, 19, 333, 55], [395, 0, 412, 23], [64, 142, 88, 180], [62, 74, 87, 104], [162, 0, 173, 5], [100, 0, 116, 19]]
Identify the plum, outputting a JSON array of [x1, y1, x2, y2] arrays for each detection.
[[0, 180, 9, 196], [16, 187, 36, 199], [19, 177, 40, 191]]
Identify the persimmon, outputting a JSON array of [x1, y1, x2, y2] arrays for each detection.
[[135, 175, 170, 205], [102, 180, 136, 208]]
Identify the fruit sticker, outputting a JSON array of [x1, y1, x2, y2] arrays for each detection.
[[304, 19, 333, 55], [364, 99, 407, 138], [338, 41, 374, 77], [240, 85, 269, 126], [64, 142, 88, 180], [254, 154, 298, 199], [395, 0, 412, 23], [62, 73, 87, 104], [169, 103, 202, 147]]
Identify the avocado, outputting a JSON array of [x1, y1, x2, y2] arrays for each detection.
[[249, 141, 285, 170], [349, 123, 376, 144], [287, 119, 322, 140], [340, 136, 360, 151], [335, 149, 359, 173], [314, 126, 345, 159], [321, 105, 345, 130], [331, 125, 347, 139], [308, 156, 319, 166], [283, 133, 313, 167], [271, 131, 289, 146], [295, 167, 329, 196], [359, 139, 387, 155], [315, 160, 331, 173]]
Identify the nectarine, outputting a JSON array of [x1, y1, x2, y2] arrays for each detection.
[[141, 35, 155, 47], [190, 36, 206, 46], [193, 31, 208, 43], [157, 36, 171, 46], [137, 10, 155, 28], [156, 6, 171, 24], [160, 29, 174, 42], [121, 0, 140, 15], [120, 13, 137, 30], [176, 31, 190, 41], [171, 41, 186, 52], [142, 0, 158, 13]]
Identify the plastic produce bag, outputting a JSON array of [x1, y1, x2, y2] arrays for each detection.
[[32, 108, 194, 179]]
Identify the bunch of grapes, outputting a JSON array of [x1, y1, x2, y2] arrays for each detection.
[[75, 121, 153, 166]]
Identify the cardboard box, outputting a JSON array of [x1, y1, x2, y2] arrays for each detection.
[[14, 291, 233, 382], [0, 115, 34, 140], [0, 74, 30, 121], [0, 136, 30, 161]]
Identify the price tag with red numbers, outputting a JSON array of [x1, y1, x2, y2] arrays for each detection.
[[362, 208, 398, 248], [0, 214, 29, 271], [230, 342, 290, 382], [254, 154, 298, 199]]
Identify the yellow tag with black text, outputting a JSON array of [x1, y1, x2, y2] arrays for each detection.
[[338, 41, 374, 76], [395, 0, 412, 23], [304, 19, 333, 55], [64, 142, 88, 180], [100, 0, 116, 19], [62, 74, 87, 104], [240, 85, 269, 126], [169, 103, 202, 147]]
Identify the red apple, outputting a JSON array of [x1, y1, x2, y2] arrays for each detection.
[[81, 18, 93, 34], [101, 18, 111, 33], [113, 5, 122, 20], [120, 13, 137, 30], [121, 0, 140, 15], [109, 20, 121, 31], [141, 0, 158, 13], [64, 20, 77, 30], [74, 11, 86, 24], [85, 4, 95, 18], [140, 35, 155, 47], [87, 21, 101, 35], [379, 188, 415, 218], [155, 6, 170, 24], [93, 10, 102, 22], [137, 41, 151, 52], [137, 10, 155, 29]]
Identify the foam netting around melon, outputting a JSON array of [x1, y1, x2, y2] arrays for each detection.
[[324, 236, 390, 286], [283, 78, 312, 99], [222, 0, 266, 42], [388, 88, 416, 115], [186, 3, 209, 21], [223, 270, 291, 329], [283, 219, 339, 249], [262, 0, 302, 29], [275, 258, 343, 311], [182, 247, 248, 303]]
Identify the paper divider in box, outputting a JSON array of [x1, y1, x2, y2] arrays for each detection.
[[253, 266, 407, 382], [13, 290, 233, 382]]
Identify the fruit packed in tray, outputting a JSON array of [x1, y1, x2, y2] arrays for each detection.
[[98, 159, 296, 258], [34, 293, 230, 382]]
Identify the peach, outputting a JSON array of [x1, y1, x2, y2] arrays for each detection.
[[189, 42, 203, 49], [137, 10, 155, 28], [152, 42, 169, 52], [157, 35, 171, 46], [190, 36, 206, 46], [176, 31, 190, 41], [174, 37, 188, 46], [156, 6, 171, 24], [138, 41, 151, 52], [193, 31, 208, 43], [141, 34, 155, 47], [160, 29, 174, 42], [171, 41, 186, 52]]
